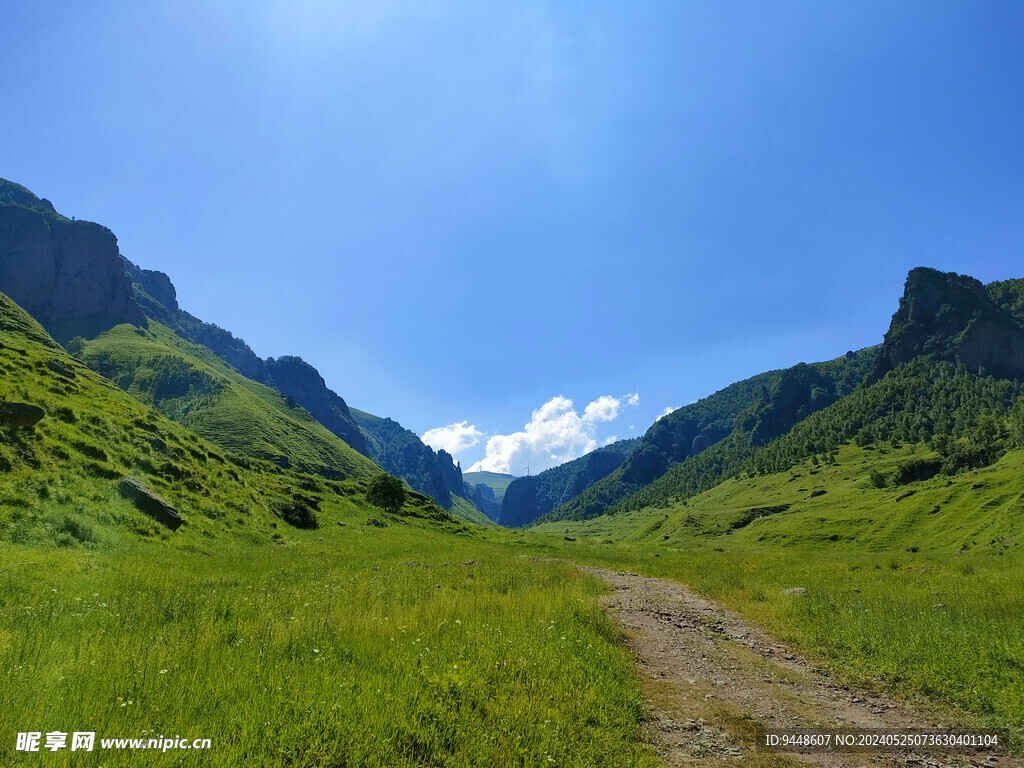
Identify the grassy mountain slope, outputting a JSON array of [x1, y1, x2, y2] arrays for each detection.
[[0, 178, 68, 220], [536, 441, 1024, 552], [536, 371, 778, 524], [448, 493, 497, 526], [499, 439, 639, 527], [2, 177, 478, 516], [598, 267, 1024, 521], [75, 322, 380, 481], [125, 265, 371, 457], [608, 357, 1022, 517], [544, 349, 876, 524], [0, 292, 458, 548]]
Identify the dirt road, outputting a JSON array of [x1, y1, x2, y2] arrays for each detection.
[[582, 567, 1014, 768]]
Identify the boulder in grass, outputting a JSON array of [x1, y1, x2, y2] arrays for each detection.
[[118, 476, 184, 531], [0, 401, 45, 429]]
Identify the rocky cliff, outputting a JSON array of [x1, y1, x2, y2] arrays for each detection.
[[867, 267, 1024, 384], [0, 179, 145, 341], [464, 482, 502, 521], [545, 349, 877, 524], [265, 356, 367, 455]]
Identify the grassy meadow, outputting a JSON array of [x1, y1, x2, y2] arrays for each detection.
[[0, 528, 656, 767]]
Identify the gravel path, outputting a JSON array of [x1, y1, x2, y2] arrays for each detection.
[[582, 567, 1014, 768]]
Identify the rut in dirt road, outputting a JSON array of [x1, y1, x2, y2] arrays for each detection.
[[583, 567, 1014, 768]]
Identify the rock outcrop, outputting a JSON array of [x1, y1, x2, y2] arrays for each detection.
[[0, 187, 145, 341], [546, 348, 878, 525], [0, 401, 45, 429], [867, 267, 1024, 384], [0, 176, 477, 512], [118, 476, 184, 530], [435, 449, 465, 497], [464, 482, 501, 521], [124, 260, 178, 311]]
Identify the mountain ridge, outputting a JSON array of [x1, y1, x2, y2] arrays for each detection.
[[0, 177, 476, 516]]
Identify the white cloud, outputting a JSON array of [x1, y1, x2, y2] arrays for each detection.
[[421, 421, 483, 455], [582, 395, 621, 424], [657, 406, 678, 421], [467, 393, 639, 474]]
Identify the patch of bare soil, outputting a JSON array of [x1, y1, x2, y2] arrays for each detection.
[[582, 567, 1014, 768]]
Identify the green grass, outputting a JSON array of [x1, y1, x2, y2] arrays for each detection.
[[448, 494, 497, 526], [536, 442, 1024, 553], [0, 290, 654, 766], [523, 540, 1024, 744], [0, 532, 656, 768]]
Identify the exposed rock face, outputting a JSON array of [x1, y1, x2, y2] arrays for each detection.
[[435, 449, 465, 497], [0, 401, 45, 429], [124, 260, 178, 311], [265, 356, 367, 455], [0, 204, 145, 341], [0, 177, 473, 505], [118, 476, 184, 530], [867, 267, 1024, 384], [548, 349, 877, 525]]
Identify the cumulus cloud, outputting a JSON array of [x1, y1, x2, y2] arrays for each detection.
[[467, 393, 639, 474], [582, 395, 621, 423], [421, 421, 483, 455], [657, 406, 678, 421]]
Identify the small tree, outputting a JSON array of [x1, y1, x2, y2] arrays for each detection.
[[366, 473, 406, 516]]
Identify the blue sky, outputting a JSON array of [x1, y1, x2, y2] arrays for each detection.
[[2, 1, 1023, 473]]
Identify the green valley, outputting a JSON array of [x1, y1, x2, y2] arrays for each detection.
[[3, 174, 1024, 766]]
